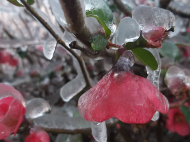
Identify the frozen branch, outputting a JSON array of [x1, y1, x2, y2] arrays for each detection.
[[59, 0, 91, 44], [20, 0, 92, 89]]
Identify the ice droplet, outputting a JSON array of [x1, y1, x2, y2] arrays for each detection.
[[151, 111, 159, 121], [114, 50, 134, 72], [43, 37, 57, 60], [146, 49, 161, 89], [91, 121, 107, 142], [113, 17, 140, 45], [26, 98, 51, 120], [60, 57, 86, 102]]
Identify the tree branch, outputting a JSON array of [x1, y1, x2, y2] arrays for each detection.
[[113, 0, 132, 17], [20, 0, 92, 89], [59, 0, 91, 45], [159, 0, 172, 9]]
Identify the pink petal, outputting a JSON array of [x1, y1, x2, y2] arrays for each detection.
[[78, 70, 169, 124]]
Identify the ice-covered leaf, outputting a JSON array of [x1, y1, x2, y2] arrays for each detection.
[[90, 34, 107, 51], [113, 17, 140, 45], [43, 37, 57, 60], [180, 106, 190, 126], [26, 98, 51, 120], [91, 122, 107, 142], [34, 107, 91, 132], [87, 15, 111, 38], [49, 0, 67, 28], [7, 0, 23, 7], [165, 66, 186, 95], [159, 41, 180, 61], [85, 0, 113, 27], [60, 57, 86, 102], [56, 134, 82, 142], [132, 5, 175, 31], [131, 48, 158, 70]]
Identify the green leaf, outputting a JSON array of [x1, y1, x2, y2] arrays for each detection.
[[90, 35, 107, 51], [87, 15, 111, 39], [180, 106, 190, 126], [159, 41, 181, 61], [7, 0, 23, 7], [85, 3, 113, 27], [131, 48, 158, 70], [27, 0, 35, 5], [125, 35, 148, 50]]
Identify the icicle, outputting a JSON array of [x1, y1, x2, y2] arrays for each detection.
[[146, 49, 161, 89], [91, 121, 107, 142], [146, 49, 161, 121], [151, 111, 159, 121], [43, 37, 57, 60]]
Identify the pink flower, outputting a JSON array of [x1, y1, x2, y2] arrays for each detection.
[[0, 83, 26, 140], [166, 108, 190, 136], [0, 51, 18, 67], [142, 26, 166, 48], [78, 52, 169, 124], [25, 127, 50, 142]]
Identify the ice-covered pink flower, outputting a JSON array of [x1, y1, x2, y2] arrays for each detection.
[[78, 51, 169, 124], [25, 127, 50, 142], [166, 108, 190, 136], [0, 83, 26, 140]]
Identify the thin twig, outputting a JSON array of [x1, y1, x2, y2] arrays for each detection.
[[159, 0, 172, 9], [20, 0, 92, 89], [113, 0, 132, 17]]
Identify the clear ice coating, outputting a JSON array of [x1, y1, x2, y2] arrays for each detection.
[[165, 66, 186, 95], [49, 0, 67, 28], [84, 0, 113, 27], [91, 122, 107, 142], [132, 5, 175, 31], [43, 37, 57, 60], [55, 134, 82, 142], [60, 57, 86, 102], [146, 49, 161, 89], [113, 17, 140, 45], [114, 50, 135, 72], [151, 111, 159, 121], [25, 98, 51, 120]]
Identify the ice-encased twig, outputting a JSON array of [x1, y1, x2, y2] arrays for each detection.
[[60, 56, 86, 102], [91, 122, 107, 142]]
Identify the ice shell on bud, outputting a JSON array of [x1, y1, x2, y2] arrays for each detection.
[[26, 98, 51, 120], [25, 127, 50, 142], [0, 83, 26, 140], [114, 50, 134, 72], [113, 17, 140, 45], [132, 5, 175, 31], [165, 66, 186, 95], [78, 69, 169, 123]]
